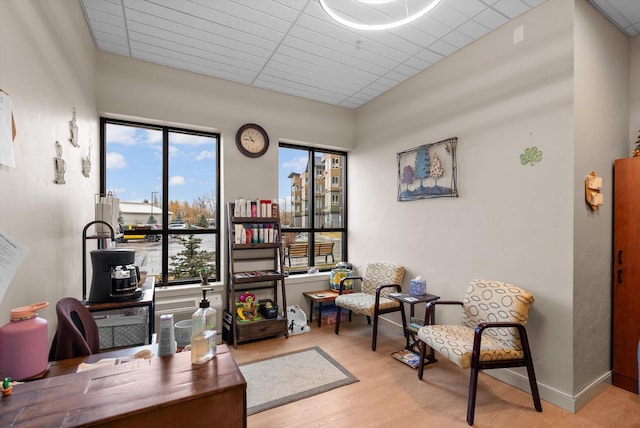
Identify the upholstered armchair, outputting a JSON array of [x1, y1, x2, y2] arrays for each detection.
[[416, 279, 542, 425], [334, 261, 405, 351]]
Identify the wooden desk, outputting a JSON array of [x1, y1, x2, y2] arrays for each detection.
[[1, 345, 247, 427], [45, 343, 159, 378], [302, 289, 340, 327]]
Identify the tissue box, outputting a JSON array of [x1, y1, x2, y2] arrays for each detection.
[[410, 279, 427, 295]]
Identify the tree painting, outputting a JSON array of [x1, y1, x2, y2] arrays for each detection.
[[430, 152, 444, 186], [414, 145, 430, 187], [397, 137, 458, 201], [401, 165, 415, 190]]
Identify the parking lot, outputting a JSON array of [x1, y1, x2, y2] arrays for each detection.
[[116, 234, 216, 279]]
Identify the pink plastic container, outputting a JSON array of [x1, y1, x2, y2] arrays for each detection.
[[0, 302, 49, 381]]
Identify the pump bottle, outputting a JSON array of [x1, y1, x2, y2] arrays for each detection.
[[191, 288, 217, 364]]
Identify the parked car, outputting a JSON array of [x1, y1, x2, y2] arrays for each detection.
[[117, 224, 161, 242]]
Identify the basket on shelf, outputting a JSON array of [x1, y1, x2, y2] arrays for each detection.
[[259, 299, 279, 319]]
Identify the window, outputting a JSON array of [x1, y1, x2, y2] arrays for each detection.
[[279, 144, 347, 274], [100, 118, 220, 286]]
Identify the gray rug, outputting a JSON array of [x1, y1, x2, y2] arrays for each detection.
[[239, 346, 358, 415]]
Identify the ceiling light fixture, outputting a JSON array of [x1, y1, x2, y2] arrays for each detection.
[[319, 0, 441, 31]]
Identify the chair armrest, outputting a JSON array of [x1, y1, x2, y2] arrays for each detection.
[[472, 322, 530, 359], [338, 276, 362, 295], [375, 284, 402, 302], [423, 300, 463, 325]]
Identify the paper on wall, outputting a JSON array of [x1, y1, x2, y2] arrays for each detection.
[[0, 90, 16, 168], [0, 229, 28, 303]]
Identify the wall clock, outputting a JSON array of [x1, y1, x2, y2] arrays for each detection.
[[235, 123, 269, 158]]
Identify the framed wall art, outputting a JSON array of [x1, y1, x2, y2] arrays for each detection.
[[397, 137, 458, 201]]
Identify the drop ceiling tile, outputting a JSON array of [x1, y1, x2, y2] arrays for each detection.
[[474, 7, 510, 30], [441, 30, 474, 49], [493, 0, 531, 19], [447, 0, 490, 18], [430, 2, 471, 29], [410, 16, 453, 39], [457, 19, 491, 39], [427, 39, 459, 56], [81, 0, 635, 109], [414, 48, 445, 64], [522, 0, 546, 7], [96, 41, 131, 56]]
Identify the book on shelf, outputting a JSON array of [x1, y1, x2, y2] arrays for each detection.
[[408, 316, 424, 332], [235, 270, 279, 279], [233, 198, 279, 219]]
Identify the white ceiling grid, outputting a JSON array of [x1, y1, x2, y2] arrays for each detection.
[[81, 0, 639, 109]]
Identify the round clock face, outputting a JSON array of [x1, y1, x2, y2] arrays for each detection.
[[236, 124, 269, 158]]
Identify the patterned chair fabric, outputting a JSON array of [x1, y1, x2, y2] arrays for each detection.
[[416, 279, 541, 425], [417, 279, 534, 368], [334, 261, 405, 351], [334, 261, 405, 316]]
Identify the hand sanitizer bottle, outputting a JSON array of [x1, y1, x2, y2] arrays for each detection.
[[191, 288, 216, 364]]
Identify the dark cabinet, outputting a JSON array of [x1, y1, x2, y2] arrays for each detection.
[[613, 157, 640, 393]]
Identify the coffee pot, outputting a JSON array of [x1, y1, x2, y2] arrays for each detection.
[[110, 264, 140, 298], [89, 249, 142, 303]]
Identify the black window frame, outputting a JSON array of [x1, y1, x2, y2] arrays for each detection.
[[279, 143, 348, 274], [100, 117, 221, 286]]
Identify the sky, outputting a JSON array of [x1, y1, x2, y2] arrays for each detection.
[[105, 123, 308, 207], [278, 146, 309, 204], [106, 123, 217, 205]]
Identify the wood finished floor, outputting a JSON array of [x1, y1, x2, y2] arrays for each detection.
[[228, 316, 640, 428]]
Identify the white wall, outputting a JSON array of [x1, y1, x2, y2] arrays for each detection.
[[2, 0, 638, 414], [573, 0, 629, 405], [0, 0, 98, 336], [95, 52, 355, 304], [353, 0, 616, 411], [96, 51, 355, 206]]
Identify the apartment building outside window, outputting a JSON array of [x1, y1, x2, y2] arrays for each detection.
[[279, 144, 347, 274], [100, 118, 220, 286]]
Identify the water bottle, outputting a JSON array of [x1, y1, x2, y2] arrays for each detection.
[[0, 302, 49, 381]]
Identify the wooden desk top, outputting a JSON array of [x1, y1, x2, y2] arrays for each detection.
[[45, 343, 160, 378], [387, 292, 440, 304], [1, 345, 246, 427]]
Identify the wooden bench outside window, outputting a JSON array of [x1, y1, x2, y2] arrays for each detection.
[[284, 242, 335, 266]]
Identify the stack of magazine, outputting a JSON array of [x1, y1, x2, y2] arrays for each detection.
[[391, 349, 421, 369]]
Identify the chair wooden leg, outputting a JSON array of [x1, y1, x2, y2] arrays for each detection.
[[418, 341, 426, 380], [527, 359, 543, 412], [522, 344, 542, 412], [467, 366, 480, 425], [519, 327, 542, 412], [366, 316, 371, 325], [334, 306, 342, 335], [372, 314, 378, 351]]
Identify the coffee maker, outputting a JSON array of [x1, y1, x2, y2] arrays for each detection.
[[88, 249, 143, 303]]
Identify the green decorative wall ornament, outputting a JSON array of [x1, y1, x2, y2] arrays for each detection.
[[520, 146, 542, 166]]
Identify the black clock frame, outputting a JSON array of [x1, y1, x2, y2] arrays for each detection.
[[235, 123, 269, 158]]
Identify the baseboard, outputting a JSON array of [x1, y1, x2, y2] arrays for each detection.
[[378, 315, 613, 413], [478, 365, 612, 413]]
